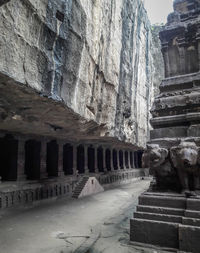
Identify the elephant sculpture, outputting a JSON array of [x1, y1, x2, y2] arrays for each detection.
[[142, 144, 168, 172], [170, 141, 200, 195], [142, 144, 177, 190]]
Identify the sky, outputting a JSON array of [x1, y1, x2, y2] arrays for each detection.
[[143, 0, 174, 24]]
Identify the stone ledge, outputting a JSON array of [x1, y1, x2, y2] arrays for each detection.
[[134, 211, 183, 223], [139, 194, 186, 209], [160, 71, 200, 92], [137, 205, 185, 216], [179, 224, 200, 253], [0, 170, 148, 210], [182, 217, 200, 226], [130, 218, 179, 249]]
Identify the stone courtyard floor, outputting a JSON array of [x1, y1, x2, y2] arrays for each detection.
[[0, 179, 171, 253]]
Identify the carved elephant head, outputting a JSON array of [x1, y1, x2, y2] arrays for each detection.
[[142, 144, 168, 169], [170, 141, 199, 172]]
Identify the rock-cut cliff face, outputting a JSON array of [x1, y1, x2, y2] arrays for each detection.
[[0, 0, 157, 148]]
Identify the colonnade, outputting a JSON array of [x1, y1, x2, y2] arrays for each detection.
[[0, 133, 143, 182]]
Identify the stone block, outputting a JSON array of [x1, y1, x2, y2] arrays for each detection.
[[179, 224, 200, 253], [187, 124, 200, 137], [130, 218, 179, 249], [187, 198, 200, 211], [150, 126, 187, 139], [137, 205, 185, 216], [185, 210, 200, 219], [139, 194, 186, 209], [182, 217, 200, 227], [134, 211, 182, 223]]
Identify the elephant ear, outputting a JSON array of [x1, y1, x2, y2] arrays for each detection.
[[170, 147, 179, 168]]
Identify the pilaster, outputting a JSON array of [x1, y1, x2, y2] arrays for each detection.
[[17, 136, 27, 181], [57, 140, 65, 178], [84, 144, 89, 174], [103, 146, 107, 172]]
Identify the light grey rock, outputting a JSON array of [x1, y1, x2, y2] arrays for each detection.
[[0, 0, 160, 148]]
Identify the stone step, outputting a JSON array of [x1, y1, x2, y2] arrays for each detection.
[[185, 210, 200, 219], [130, 218, 179, 249], [134, 211, 183, 223], [74, 187, 85, 190], [73, 190, 83, 193], [137, 205, 185, 216], [182, 217, 200, 227], [179, 224, 200, 253], [187, 198, 200, 211], [139, 194, 186, 209], [72, 177, 90, 198]]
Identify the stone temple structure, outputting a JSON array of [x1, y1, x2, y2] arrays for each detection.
[[0, 0, 163, 209], [130, 0, 200, 252]]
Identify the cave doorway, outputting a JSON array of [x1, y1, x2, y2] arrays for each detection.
[[63, 143, 73, 175], [97, 146, 104, 172], [113, 149, 118, 170], [25, 140, 41, 180], [134, 152, 138, 168], [137, 150, 143, 168], [106, 149, 111, 171], [125, 151, 129, 168], [0, 134, 18, 181], [88, 146, 95, 173], [119, 150, 123, 169], [130, 151, 133, 168], [77, 145, 85, 174]]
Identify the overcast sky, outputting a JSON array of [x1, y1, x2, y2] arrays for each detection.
[[143, 0, 174, 24]]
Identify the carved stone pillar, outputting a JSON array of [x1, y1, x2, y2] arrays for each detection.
[[131, 151, 135, 169], [162, 47, 170, 77], [40, 139, 48, 179], [103, 147, 107, 172], [17, 136, 27, 181], [128, 150, 131, 169], [94, 145, 98, 173], [57, 140, 65, 178], [179, 45, 186, 74], [110, 149, 114, 172], [123, 150, 126, 169], [84, 144, 89, 174], [72, 143, 77, 175]]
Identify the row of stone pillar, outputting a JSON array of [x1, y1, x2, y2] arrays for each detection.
[[0, 134, 143, 182]]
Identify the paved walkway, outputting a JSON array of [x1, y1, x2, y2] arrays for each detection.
[[0, 179, 169, 253]]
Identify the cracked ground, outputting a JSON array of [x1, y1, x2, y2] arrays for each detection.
[[0, 179, 170, 253]]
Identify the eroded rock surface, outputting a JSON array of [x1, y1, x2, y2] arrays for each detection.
[[0, 0, 159, 147]]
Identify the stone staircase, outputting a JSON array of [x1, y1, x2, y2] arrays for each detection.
[[72, 177, 89, 199], [130, 192, 200, 252]]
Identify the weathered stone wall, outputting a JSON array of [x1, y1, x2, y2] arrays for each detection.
[[0, 0, 157, 148], [151, 25, 165, 97]]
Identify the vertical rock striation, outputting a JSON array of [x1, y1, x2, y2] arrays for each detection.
[[0, 0, 158, 147]]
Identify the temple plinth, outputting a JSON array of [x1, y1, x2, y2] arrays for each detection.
[[130, 1, 200, 252]]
